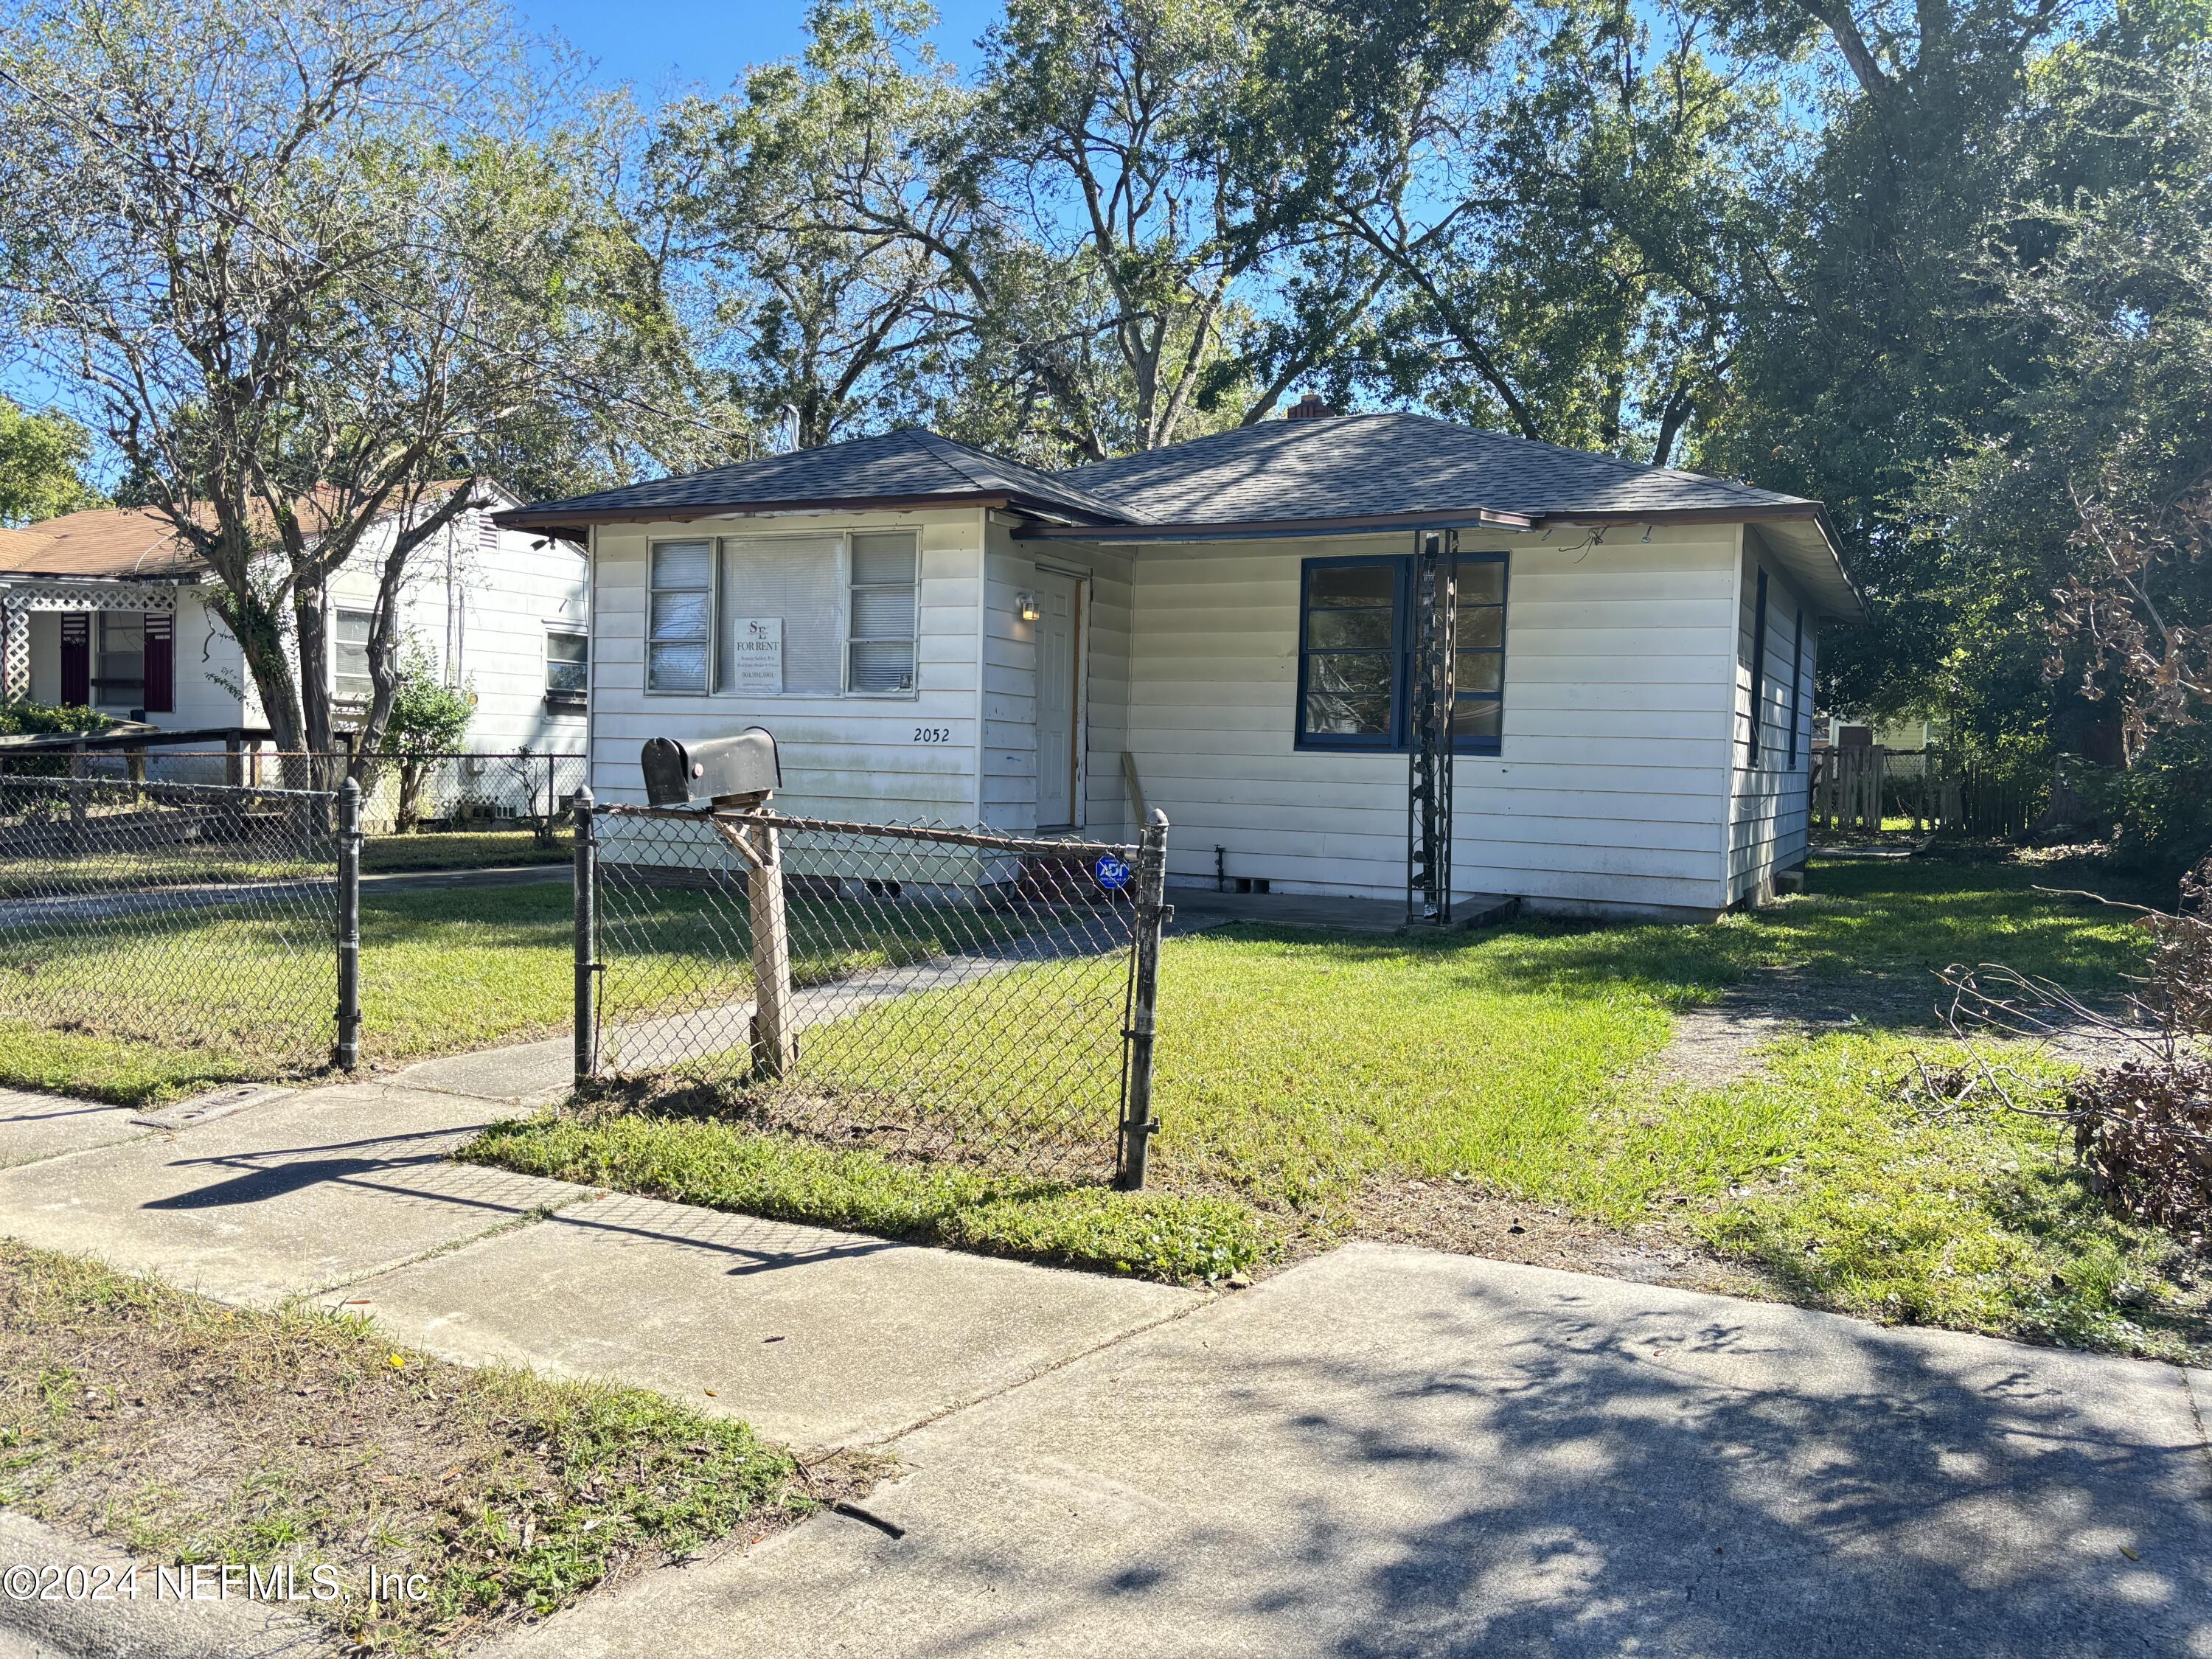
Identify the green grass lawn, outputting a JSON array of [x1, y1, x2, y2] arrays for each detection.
[[473, 853, 2208, 1361], [2, 844, 2199, 1360], [0, 827, 566, 900], [0, 880, 1032, 1105], [363, 830, 570, 872]]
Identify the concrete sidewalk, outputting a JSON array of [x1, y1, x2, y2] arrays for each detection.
[[0, 1077, 1200, 1448], [493, 1244, 2212, 1659], [0, 1071, 2207, 1656]]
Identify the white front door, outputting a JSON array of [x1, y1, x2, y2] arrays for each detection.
[[1034, 570, 1082, 828]]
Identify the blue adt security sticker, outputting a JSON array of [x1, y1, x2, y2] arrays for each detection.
[[1093, 853, 1133, 891]]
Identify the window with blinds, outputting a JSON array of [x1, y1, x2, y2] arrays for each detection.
[[648, 540, 712, 692], [719, 535, 843, 695], [849, 531, 918, 693], [646, 531, 922, 697]]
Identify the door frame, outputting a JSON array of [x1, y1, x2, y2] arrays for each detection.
[[1034, 563, 1090, 831]]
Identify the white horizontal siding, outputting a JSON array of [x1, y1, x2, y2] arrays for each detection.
[[978, 518, 1131, 838], [1122, 528, 1739, 915], [1728, 528, 1816, 900], [585, 510, 984, 824]]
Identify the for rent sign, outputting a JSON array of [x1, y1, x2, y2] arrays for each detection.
[[725, 617, 784, 692]]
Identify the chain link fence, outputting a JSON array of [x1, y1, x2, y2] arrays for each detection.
[[7, 748, 587, 849], [0, 773, 341, 1074], [577, 801, 1169, 1185]]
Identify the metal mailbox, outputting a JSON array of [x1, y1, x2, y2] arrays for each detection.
[[640, 728, 782, 808]]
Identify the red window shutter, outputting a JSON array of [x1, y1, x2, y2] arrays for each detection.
[[59, 614, 90, 706], [142, 613, 175, 713]]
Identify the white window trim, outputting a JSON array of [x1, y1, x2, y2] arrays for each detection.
[[644, 536, 716, 696], [643, 529, 922, 701], [332, 605, 375, 706], [544, 627, 589, 697], [844, 529, 922, 700]]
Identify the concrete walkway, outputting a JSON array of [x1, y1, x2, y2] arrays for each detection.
[[488, 1245, 2212, 1659], [0, 1068, 2207, 1656]]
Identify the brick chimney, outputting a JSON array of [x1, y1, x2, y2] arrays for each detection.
[[1284, 393, 1335, 421]]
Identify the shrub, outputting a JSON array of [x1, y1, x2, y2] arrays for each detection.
[[376, 654, 473, 830], [0, 698, 112, 777]]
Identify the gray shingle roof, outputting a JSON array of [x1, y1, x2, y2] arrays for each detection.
[[1061, 412, 1810, 524], [505, 428, 1129, 526]]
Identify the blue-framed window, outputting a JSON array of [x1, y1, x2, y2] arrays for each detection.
[[1295, 552, 1507, 755]]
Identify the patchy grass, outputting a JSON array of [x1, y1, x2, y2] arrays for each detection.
[[0, 831, 568, 899], [465, 1102, 1262, 1283], [0, 1240, 839, 1655], [1685, 1035, 2208, 1357], [468, 854, 2210, 1357]]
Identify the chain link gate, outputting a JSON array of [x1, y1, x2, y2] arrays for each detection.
[[570, 793, 1171, 1187]]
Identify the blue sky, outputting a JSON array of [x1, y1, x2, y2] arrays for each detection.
[[0, 3, 1013, 449], [515, 0, 1009, 97]]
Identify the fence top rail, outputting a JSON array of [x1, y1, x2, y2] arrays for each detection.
[[0, 757, 593, 770], [0, 725, 273, 755], [599, 802, 1138, 860], [0, 774, 338, 804]]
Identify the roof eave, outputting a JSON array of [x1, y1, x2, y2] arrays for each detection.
[[495, 490, 1128, 536], [1015, 505, 1538, 544]]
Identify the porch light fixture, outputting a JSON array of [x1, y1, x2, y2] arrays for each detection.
[[1016, 590, 1042, 622]]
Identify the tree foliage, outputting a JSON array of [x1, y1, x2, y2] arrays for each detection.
[[0, 0, 687, 767], [0, 398, 102, 525]]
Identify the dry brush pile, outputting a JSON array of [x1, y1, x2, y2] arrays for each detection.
[[1938, 861, 2212, 1251]]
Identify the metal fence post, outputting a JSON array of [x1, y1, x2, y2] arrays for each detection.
[[66, 741, 88, 852], [573, 786, 599, 1085], [333, 777, 362, 1071], [1116, 808, 1172, 1192]]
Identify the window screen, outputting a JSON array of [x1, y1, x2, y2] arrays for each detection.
[[95, 611, 146, 709], [1295, 553, 1507, 754], [848, 531, 918, 693], [546, 631, 588, 694], [333, 609, 372, 704], [648, 541, 712, 692], [719, 535, 843, 694]]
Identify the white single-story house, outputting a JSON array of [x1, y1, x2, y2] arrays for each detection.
[[498, 409, 1860, 921], [0, 482, 591, 779]]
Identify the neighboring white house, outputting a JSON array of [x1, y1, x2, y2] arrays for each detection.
[[0, 482, 590, 779], [500, 411, 1861, 921]]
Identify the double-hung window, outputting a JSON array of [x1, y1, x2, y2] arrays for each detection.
[[1298, 558, 1402, 745], [93, 611, 147, 710], [647, 531, 921, 696], [546, 630, 588, 703], [847, 532, 919, 692], [647, 541, 713, 692], [1295, 551, 1508, 754], [333, 608, 373, 705]]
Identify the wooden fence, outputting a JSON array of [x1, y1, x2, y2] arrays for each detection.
[[1811, 745, 1885, 832], [1810, 745, 2050, 838]]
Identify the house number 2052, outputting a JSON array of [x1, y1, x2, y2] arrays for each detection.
[[913, 726, 953, 744]]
